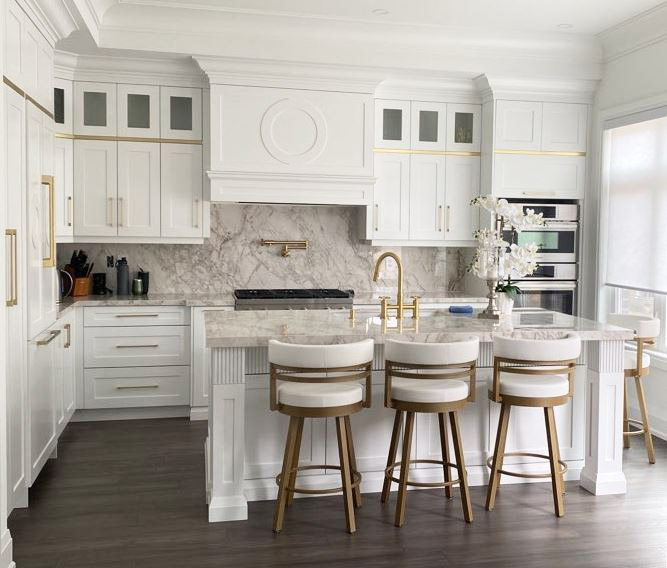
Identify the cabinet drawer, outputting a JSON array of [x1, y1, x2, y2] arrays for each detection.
[[84, 326, 191, 368], [84, 306, 190, 327], [84, 366, 190, 408]]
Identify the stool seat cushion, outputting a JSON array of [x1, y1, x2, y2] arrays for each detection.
[[277, 381, 363, 408], [500, 371, 569, 398], [624, 350, 650, 371], [391, 378, 469, 404]]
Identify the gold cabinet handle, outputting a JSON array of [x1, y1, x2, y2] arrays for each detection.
[[438, 205, 443, 232], [115, 344, 159, 349], [118, 196, 124, 227], [5, 229, 18, 307], [64, 323, 71, 348], [114, 313, 160, 318], [446, 205, 451, 232], [36, 329, 61, 346], [67, 195, 73, 227], [374, 203, 379, 232], [107, 197, 114, 226], [41, 176, 55, 267], [115, 384, 159, 390]]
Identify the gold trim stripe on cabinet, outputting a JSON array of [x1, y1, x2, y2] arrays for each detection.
[[55, 133, 203, 145], [3, 76, 54, 120], [373, 148, 481, 157]]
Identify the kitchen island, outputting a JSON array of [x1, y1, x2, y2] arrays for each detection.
[[204, 308, 633, 522]]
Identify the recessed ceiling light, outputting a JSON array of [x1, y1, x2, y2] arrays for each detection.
[[372, 8, 390, 16], [557, 23, 573, 29]]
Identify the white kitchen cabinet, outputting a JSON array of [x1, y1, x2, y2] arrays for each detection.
[[408, 154, 445, 240], [372, 153, 410, 239], [446, 103, 481, 152], [118, 84, 160, 138], [73, 81, 117, 136], [445, 156, 480, 241], [160, 143, 203, 238], [84, 305, 191, 327], [494, 153, 586, 199], [73, 139, 118, 237], [541, 102, 588, 152], [54, 137, 74, 239], [374, 99, 410, 149], [410, 101, 447, 151], [53, 78, 73, 134], [4, 0, 26, 90], [117, 141, 161, 237], [160, 86, 202, 140], [62, 317, 76, 424], [495, 100, 543, 151]]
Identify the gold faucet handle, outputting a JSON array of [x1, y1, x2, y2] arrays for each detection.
[[410, 295, 420, 319], [379, 296, 390, 319]]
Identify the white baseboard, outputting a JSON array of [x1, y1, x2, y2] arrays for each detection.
[[71, 406, 190, 422], [0, 529, 14, 568], [189, 406, 208, 421], [628, 407, 667, 441]]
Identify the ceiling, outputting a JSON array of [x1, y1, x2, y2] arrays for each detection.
[[103, 0, 664, 35]]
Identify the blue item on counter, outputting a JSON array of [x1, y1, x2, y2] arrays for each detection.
[[449, 305, 473, 314]]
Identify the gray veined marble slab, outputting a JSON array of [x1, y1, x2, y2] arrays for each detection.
[[204, 308, 634, 348]]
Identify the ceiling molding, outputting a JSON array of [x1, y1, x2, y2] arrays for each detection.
[[17, 0, 81, 45], [375, 77, 480, 104], [474, 74, 598, 103], [598, 2, 667, 62]]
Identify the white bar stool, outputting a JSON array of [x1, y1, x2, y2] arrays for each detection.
[[608, 313, 660, 464], [486, 333, 581, 517], [382, 337, 479, 526], [268, 338, 374, 534]]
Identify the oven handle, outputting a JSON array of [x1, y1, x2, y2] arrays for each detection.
[[513, 281, 577, 291]]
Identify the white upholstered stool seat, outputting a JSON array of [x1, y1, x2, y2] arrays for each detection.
[[277, 381, 363, 408], [499, 372, 569, 398], [624, 351, 650, 371], [391, 377, 469, 404]]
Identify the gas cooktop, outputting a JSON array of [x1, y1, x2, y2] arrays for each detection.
[[234, 289, 354, 310]]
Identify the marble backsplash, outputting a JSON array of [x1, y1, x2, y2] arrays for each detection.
[[57, 204, 470, 296]]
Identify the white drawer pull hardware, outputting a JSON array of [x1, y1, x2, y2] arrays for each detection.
[[115, 385, 159, 390], [64, 323, 71, 348], [115, 344, 159, 349], [114, 313, 160, 318], [36, 329, 61, 346]]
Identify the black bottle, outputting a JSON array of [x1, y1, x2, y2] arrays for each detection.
[[116, 257, 130, 296]]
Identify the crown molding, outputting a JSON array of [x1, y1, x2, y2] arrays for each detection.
[[16, 0, 81, 45], [375, 76, 480, 104], [474, 74, 598, 104], [598, 2, 667, 62], [194, 56, 383, 93]]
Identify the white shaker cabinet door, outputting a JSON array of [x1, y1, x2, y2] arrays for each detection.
[[541, 102, 588, 153], [160, 143, 203, 238], [408, 154, 446, 241], [160, 86, 202, 141], [117, 84, 160, 138], [410, 101, 447, 151], [54, 137, 74, 239], [117, 141, 161, 237], [495, 100, 542, 151], [73, 81, 117, 137], [62, 316, 76, 424], [372, 153, 410, 240], [73, 139, 118, 237], [374, 99, 411, 150], [444, 155, 480, 242], [446, 103, 481, 152]]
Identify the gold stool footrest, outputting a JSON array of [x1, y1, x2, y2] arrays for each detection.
[[486, 452, 567, 480], [385, 459, 461, 489], [276, 464, 361, 496], [625, 418, 647, 436]]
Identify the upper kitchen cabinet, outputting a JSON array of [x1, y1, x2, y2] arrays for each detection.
[[53, 78, 73, 134], [446, 103, 481, 152], [118, 84, 160, 138], [410, 102, 447, 152], [495, 100, 542, 151], [375, 99, 411, 149], [408, 154, 446, 240], [160, 86, 202, 141], [371, 152, 410, 240], [541, 102, 588, 152], [445, 156, 480, 240], [73, 82, 117, 137], [54, 137, 74, 239], [161, 143, 203, 238]]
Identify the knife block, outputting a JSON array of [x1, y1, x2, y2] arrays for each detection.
[[72, 277, 91, 297]]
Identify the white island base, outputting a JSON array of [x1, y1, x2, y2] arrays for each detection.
[[203, 310, 631, 523]]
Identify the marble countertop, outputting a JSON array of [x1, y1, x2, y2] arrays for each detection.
[[204, 308, 634, 348]]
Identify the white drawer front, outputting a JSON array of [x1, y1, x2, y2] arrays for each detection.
[[84, 366, 190, 408], [84, 306, 190, 327], [84, 326, 191, 368]]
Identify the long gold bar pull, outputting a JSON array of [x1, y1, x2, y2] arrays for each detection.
[[41, 175, 55, 267], [67, 195, 73, 227], [5, 229, 17, 307], [446, 205, 451, 232], [438, 205, 443, 232]]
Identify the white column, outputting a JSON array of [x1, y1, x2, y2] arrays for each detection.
[[580, 339, 627, 495], [207, 347, 248, 522]]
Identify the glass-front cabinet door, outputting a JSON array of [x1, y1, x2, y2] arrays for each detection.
[[73, 81, 117, 136], [374, 99, 411, 149], [410, 102, 447, 151], [446, 103, 481, 152], [53, 78, 72, 134], [117, 84, 160, 138], [160, 86, 202, 141]]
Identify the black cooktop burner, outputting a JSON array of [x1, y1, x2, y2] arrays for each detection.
[[234, 289, 354, 300]]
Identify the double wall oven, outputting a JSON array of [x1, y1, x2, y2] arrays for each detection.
[[503, 202, 579, 316]]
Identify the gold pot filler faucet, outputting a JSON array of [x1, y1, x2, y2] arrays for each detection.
[[372, 252, 420, 320]]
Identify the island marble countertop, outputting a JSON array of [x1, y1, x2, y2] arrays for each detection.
[[204, 308, 634, 348]]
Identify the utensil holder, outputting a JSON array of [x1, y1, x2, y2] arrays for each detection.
[[72, 277, 91, 297]]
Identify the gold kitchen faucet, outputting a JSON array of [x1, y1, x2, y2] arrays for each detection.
[[372, 252, 420, 320]]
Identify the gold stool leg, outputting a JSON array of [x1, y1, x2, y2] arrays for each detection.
[[450, 411, 473, 523], [545, 407, 565, 517], [344, 415, 362, 508], [381, 410, 403, 503], [623, 380, 631, 449], [438, 412, 453, 499], [273, 416, 300, 532], [335, 416, 356, 534], [635, 376, 656, 464], [486, 402, 511, 511], [286, 416, 304, 507], [395, 411, 415, 527]]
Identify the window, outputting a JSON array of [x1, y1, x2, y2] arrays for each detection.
[[607, 286, 667, 354]]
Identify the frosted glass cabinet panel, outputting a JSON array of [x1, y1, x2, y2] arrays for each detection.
[[118, 84, 160, 138], [410, 102, 447, 151], [446, 103, 481, 152], [374, 99, 410, 149], [160, 87, 202, 140], [73, 82, 117, 136], [53, 78, 72, 134]]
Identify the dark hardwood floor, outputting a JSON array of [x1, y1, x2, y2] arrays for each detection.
[[8, 418, 667, 568]]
